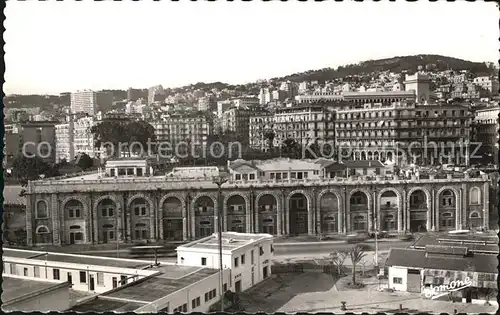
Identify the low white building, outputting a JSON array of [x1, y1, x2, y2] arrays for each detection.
[[176, 232, 274, 293]]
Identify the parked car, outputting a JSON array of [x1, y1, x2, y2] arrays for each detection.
[[346, 231, 370, 243], [369, 230, 388, 238]]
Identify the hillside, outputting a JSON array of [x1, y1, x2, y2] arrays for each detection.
[[272, 54, 493, 83]]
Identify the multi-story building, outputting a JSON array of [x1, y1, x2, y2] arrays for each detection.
[[23, 158, 490, 246], [152, 114, 213, 151], [295, 92, 343, 104], [404, 73, 431, 104], [231, 97, 260, 109], [258, 88, 274, 105], [249, 104, 336, 151], [217, 100, 233, 118], [148, 85, 166, 105], [127, 88, 148, 101], [248, 112, 274, 152], [472, 106, 499, 165], [197, 96, 217, 112], [17, 121, 57, 164], [473, 76, 499, 96], [70, 90, 113, 116], [55, 122, 74, 163], [73, 116, 98, 158], [221, 107, 258, 144]]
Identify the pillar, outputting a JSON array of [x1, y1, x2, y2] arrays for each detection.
[[338, 193, 344, 234], [284, 193, 290, 235], [222, 199, 228, 232], [86, 196, 92, 243], [434, 189, 439, 232], [158, 199, 164, 241], [367, 193, 373, 232], [126, 198, 132, 242], [59, 196, 65, 245], [92, 197, 99, 244], [51, 194, 60, 245], [372, 190, 377, 232], [191, 200, 196, 240], [26, 194, 33, 246], [461, 184, 468, 229], [254, 197, 259, 233], [308, 193, 314, 236], [182, 203, 188, 241], [345, 195, 351, 233], [457, 188, 463, 230], [483, 182, 489, 230], [116, 196, 123, 242], [246, 197, 251, 234], [276, 195, 282, 236], [316, 193, 322, 235], [399, 189, 404, 232], [149, 198, 156, 241]]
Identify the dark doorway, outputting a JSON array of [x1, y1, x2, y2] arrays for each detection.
[[69, 233, 75, 245], [263, 266, 268, 279], [112, 277, 118, 288], [235, 280, 242, 293], [67, 273, 72, 284], [465, 288, 472, 303], [89, 275, 95, 291]]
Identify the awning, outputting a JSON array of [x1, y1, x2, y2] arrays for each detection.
[[424, 276, 434, 285]]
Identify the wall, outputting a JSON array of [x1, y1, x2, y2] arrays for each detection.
[[388, 267, 408, 291], [3, 253, 156, 294], [135, 269, 232, 313]]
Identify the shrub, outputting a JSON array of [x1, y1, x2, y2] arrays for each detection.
[[346, 282, 366, 289]]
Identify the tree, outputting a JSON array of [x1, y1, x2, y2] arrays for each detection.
[[329, 250, 348, 276], [263, 129, 275, 152], [12, 156, 51, 185], [75, 153, 94, 171], [349, 245, 367, 285], [90, 119, 156, 158]]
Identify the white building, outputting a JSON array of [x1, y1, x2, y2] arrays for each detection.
[[232, 97, 260, 108], [71, 90, 113, 116], [55, 122, 74, 163], [73, 116, 98, 158], [295, 92, 343, 103], [176, 232, 274, 293]]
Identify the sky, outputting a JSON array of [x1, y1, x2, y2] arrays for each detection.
[[4, 1, 499, 95]]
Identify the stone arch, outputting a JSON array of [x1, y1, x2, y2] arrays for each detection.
[[348, 188, 372, 206], [223, 192, 250, 210], [286, 189, 311, 205], [36, 225, 50, 233], [191, 193, 217, 210], [93, 195, 121, 210], [255, 191, 282, 209], [436, 186, 460, 231], [61, 195, 89, 214], [407, 187, 431, 206], [127, 193, 154, 209], [377, 188, 401, 232], [159, 194, 186, 207], [436, 186, 460, 202], [377, 188, 401, 204], [317, 189, 342, 210]]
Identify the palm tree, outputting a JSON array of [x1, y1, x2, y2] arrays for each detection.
[[349, 245, 367, 285]]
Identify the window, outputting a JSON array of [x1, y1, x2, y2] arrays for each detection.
[[235, 174, 241, 180], [36, 201, 48, 218], [112, 277, 118, 288], [205, 292, 209, 302], [251, 250, 254, 264], [34, 266, 40, 278], [53, 268, 60, 280], [182, 303, 187, 313], [393, 277, 403, 284], [120, 275, 127, 285], [249, 174, 255, 180], [97, 272, 104, 285], [68, 272, 73, 284], [80, 271, 87, 283], [201, 257, 207, 266], [10, 263, 17, 275], [23, 268, 28, 277], [234, 257, 239, 267], [241, 254, 245, 265], [470, 187, 481, 205]]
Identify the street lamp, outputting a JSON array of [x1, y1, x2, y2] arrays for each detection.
[[213, 172, 229, 312]]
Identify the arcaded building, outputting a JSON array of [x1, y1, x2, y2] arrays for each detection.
[[24, 158, 490, 246]]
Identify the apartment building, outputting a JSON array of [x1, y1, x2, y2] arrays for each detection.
[[55, 122, 74, 163], [249, 104, 336, 151], [152, 114, 212, 149], [472, 106, 499, 165], [221, 107, 260, 144], [16, 121, 57, 164], [473, 76, 499, 95], [70, 90, 113, 116]]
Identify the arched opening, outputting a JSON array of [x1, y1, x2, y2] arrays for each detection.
[[35, 225, 51, 244], [97, 198, 117, 243], [380, 190, 398, 232], [408, 190, 428, 232], [130, 198, 150, 241], [65, 200, 84, 219], [257, 194, 277, 235], [64, 199, 85, 244], [320, 192, 339, 234], [470, 187, 481, 205], [439, 190, 456, 231], [36, 201, 48, 219], [163, 197, 183, 241], [226, 195, 246, 233], [194, 196, 215, 238], [469, 211, 482, 229], [350, 191, 368, 232], [289, 193, 308, 235]]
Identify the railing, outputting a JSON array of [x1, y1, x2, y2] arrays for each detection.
[[27, 172, 490, 192]]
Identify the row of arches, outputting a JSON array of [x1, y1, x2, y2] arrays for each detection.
[[32, 187, 484, 244]]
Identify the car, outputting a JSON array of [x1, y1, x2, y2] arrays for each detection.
[[346, 231, 370, 243]]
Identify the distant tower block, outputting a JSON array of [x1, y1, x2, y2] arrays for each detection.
[[404, 73, 431, 104]]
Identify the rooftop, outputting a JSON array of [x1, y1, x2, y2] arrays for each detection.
[[385, 248, 497, 274], [178, 232, 272, 253], [4, 248, 153, 269], [410, 234, 499, 254], [104, 266, 217, 303], [70, 298, 145, 313], [2, 276, 64, 304]]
